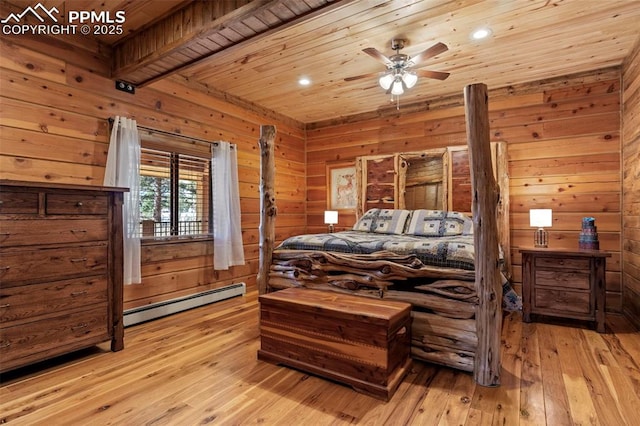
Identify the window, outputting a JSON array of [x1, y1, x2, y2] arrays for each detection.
[[139, 146, 211, 238]]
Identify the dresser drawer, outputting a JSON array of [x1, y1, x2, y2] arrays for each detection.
[[0, 244, 107, 285], [0, 276, 108, 325], [0, 307, 109, 371], [0, 219, 108, 247], [534, 288, 592, 315], [534, 270, 590, 290], [46, 193, 108, 215], [534, 256, 590, 271], [0, 191, 38, 214]]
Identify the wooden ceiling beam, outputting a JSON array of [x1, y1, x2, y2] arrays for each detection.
[[111, 0, 267, 82], [111, 0, 341, 86]]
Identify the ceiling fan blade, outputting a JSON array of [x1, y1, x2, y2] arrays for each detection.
[[415, 69, 450, 80], [410, 42, 448, 66], [362, 47, 393, 66], [344, 72, 379, 82]]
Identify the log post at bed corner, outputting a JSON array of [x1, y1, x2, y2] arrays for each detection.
[[257, 125, 277, 295], [464, 83, 503, 387]]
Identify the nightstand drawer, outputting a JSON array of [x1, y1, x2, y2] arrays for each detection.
[[534, 288, 591, 315], [535, 256, 590, 271], [534, 270, 590, 290]]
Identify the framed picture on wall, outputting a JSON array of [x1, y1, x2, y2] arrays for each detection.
[[327, 162, 357, 210]]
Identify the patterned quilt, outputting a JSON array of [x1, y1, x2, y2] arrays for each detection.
[[277, 230, 476, 270]]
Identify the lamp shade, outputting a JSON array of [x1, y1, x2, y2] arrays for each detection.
[[379, 72, 394, 90], [391, 79, 404, 95], [324, 210, 338, 225], [402, 71, 418, 88], [529, 209, 552, 228]]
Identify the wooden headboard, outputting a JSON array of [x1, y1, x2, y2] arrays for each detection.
[[354, 142, 511, 277]]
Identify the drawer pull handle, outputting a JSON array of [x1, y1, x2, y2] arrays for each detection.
[[70, 291, 87, 297], [72, 323, 88, 331], [0, 232, 10, 236], [0, 303, 10, 308], [76, 202, 84, 207], [70, 257, 88, 263], [71, 229, 87, 233], [0, 342, 10, 349], [0, 266, 10, 272]]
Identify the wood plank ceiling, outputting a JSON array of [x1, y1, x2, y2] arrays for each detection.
[[4, 0, 640, 123]]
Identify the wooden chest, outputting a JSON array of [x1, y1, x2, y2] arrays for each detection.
[[258, 287, 412, 401], [0, 180, 126, 373]]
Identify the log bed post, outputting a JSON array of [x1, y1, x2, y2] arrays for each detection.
[[464, 83, 502, 386], [257, 125, 277, 295]]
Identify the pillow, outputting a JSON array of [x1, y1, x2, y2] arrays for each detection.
[[371, 209, 411, 235], [352, 208, 381, 232], [406, 210, 473, 237], [352, 208, 412, 234]]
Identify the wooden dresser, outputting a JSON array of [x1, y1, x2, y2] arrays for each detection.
[[0, 180, 126, 372], [520, 248, 611, 333]]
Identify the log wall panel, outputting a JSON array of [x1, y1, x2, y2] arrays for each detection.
[[0, 96, 110, 142], [306, 70, 624, 311], [0, 26, 111, 77], [622, 38, 640, 327], [0, 38, 306, 310], [0, 127, 108, 167]]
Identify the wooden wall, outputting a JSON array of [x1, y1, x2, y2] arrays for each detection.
[[1, 31, 632, 316], [306, 69, 623, 311], [622, 38, 640, 326], [0, 36, 306, 310]]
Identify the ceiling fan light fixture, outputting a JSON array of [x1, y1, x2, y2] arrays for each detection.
[[349, 39, 449, 109], [379, 72, 394, 90], [391, 79, 404, 95], [402, 70, 418, 88]]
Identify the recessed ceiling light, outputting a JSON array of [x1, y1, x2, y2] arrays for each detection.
[[298, 77, 311, 86], [471, 28, 492, 40]]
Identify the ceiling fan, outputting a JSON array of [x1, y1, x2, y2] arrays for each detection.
[[345, 39, 450, 105]]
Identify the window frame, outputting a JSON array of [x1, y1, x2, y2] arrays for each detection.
[[138, 129, 213, 242]]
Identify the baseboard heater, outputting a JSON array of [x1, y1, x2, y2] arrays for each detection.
[[123, 282, 246, 327]]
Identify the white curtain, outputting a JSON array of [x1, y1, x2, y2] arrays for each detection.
[[104, 116, 141, 284], [212, 141, 245, 270]]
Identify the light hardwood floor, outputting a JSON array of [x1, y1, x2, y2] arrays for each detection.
[[1, 291, 639, 425]]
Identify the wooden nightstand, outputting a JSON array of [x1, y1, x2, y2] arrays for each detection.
[[520, 248, 610, 333]]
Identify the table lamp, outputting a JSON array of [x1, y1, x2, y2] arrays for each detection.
[[324, 210, 338, 233], [530, 209, 552, 248]]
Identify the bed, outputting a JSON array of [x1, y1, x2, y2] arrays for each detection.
[[267, 208, 521, 373], [257, 84, 510, 385]]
